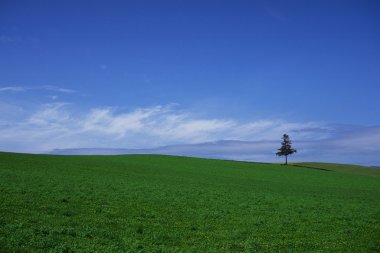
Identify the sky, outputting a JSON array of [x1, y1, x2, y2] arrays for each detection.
[[0, 0, 379, 165]]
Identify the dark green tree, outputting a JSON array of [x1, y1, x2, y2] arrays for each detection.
[[276, 134, 297, 165]]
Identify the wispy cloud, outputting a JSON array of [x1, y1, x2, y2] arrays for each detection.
[[41, 86, 76, 93], [0, 86, 26, 92], [0, 85, 76, 93], [0, 103, 322, 151], [0, 103, 378, 165], [50, 129, 380, 166]]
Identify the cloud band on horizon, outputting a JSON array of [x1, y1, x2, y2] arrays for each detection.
[[0, 101, 379, 166]]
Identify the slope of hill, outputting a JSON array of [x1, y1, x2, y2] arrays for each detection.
[[0, 152, 379, 252], [291, 162, 380, 178]]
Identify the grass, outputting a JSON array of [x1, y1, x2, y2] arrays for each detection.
[[291, 162, 380, 178], [0, 152, 379, 252]]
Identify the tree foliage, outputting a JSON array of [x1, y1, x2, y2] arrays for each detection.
[[276, 134, 297, 165]]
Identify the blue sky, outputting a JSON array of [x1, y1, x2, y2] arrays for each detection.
[[0, 1, 379, 165]]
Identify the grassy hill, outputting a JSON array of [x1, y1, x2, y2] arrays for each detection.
[[0, 152, 379, 252], [291, 162, 380, 178]]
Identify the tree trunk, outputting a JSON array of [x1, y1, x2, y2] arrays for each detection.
[[285, 155, 288, 165]]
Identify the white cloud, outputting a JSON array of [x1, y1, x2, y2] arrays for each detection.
[[162, 119, 235, 142], [0, 85, 76, 93], [82, 107, 156, 136], [50, 128, 380, 166], [230, 120, 331, 141], [0, 86, 26, 92], [0, 102, 379, 165], [42, 86, 76, 93], [28, 103, 71, 126], [0, 103, 326, 152]]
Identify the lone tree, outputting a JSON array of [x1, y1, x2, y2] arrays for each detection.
[[276, 134, 297, 165]]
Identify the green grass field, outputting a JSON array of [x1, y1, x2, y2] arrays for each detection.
[[291, 162, 380, 178], [0, 152, 379, 252]]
